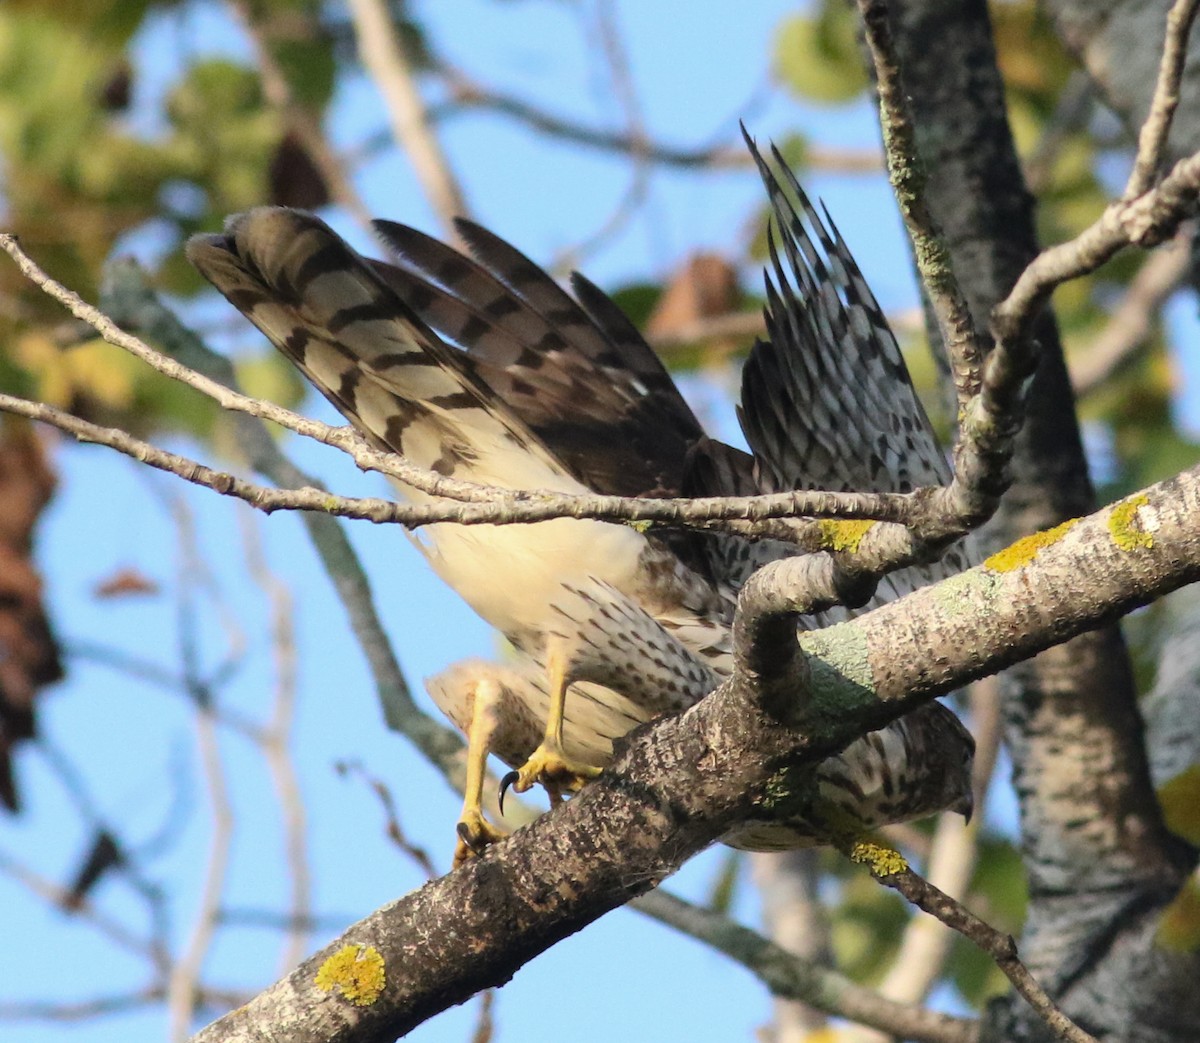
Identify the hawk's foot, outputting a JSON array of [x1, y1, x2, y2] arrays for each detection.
[[454, 810, 508, 867], [499, 744, 600, 809]]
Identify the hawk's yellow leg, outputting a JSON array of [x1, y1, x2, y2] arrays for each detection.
[[504, 646, 600, 801], [453, 678, 508, 866]]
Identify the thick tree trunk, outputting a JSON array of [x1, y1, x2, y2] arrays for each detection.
[[888, 1, 1198, 1038]]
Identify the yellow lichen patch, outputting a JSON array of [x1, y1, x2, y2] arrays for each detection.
[[1156, 878, 1200, 953], [849, 840, 909, 877], [1157, 765, 1200, 845], [816, 519, 874, 553], [315, 944, 386, 1006], [1109, 494, 1154, 551], [984, 518, 1080, 573]]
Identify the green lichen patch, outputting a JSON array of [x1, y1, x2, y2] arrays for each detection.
[[757, 761, 819, 816], [1109, 494, 1154, 551], [932, 568, 999, 615], [850, 840, 909, 877], [984, 518, 1080, 573], [816, 518, 874, 553], [315, 944, 386, 1006], [798, 624, 875, 727]]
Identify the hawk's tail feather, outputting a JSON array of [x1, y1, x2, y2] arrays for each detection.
[[187, 208, 566, 485]]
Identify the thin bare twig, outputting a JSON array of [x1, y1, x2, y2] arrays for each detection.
[[166, 498, 237, 1043], [856, 0, 984, 408], [994, 148, 1200, 341], [427, 78, 882, 173], [632, 890, 978, 1043], [0, 233, 476, 498], [0, 390, 916, 532], [856, 819, 981, 1042], [848, 844, 1099, 1043], [0, 987, 251, 1023], [335, 761, 438, 879], [853, 678, 1003, 1040], [553, 0, 652, 270], [0, 849, 160, 963], [0, 990, 163, 1022], [1125, 0, 1200, 198], [1070, 225, 1191, 396], [226, 0, 374, 232], [0, 239, 920, 534], [239, 514, 311, 975], [345, 0, 469, 235]]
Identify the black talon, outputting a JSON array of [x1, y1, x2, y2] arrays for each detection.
[[499, 770, 519, 813], [456, 821, 473, 849]]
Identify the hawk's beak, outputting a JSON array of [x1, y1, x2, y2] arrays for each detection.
[[954, 790, 975, 825]]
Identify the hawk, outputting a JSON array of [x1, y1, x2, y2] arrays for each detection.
[[187, 136, 974, 860]]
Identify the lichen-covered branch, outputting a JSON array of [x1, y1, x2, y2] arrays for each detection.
[[886, 6, 1199, 1040], [848, 844, 1097, 1043], [857, 0, 985, 409]]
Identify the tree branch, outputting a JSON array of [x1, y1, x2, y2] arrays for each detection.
[[632, 890, 979, 1043], [1070, 227, 1190, 396], [345, 0, 469, 235], [1125, 0, 1200, 198], [857, 0, 985, 409], [847, 844, 1097, 1043]]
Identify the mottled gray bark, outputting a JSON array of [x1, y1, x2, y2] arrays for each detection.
[[889, 2, 1199, 1039], [1046, 0, 1200, 165]]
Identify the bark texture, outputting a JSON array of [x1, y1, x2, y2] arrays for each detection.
[[1046, 0, 1200, 164]]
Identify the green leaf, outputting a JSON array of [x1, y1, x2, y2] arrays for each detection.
[[773, 5, 867, 104]]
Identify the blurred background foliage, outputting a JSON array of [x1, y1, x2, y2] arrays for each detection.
[[3, 0, 1191, 497], [1, 0, 1196, 1031]]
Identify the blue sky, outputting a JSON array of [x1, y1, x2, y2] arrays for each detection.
[[0, 2, 1003, 1041]]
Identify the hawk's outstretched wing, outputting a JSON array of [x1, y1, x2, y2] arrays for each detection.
[[371, 218, 704, 499], [185, 209, 570, 491], [684, 137, 977, 603], [189, 208, 732, 841], [741, 141, 950, 496]]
